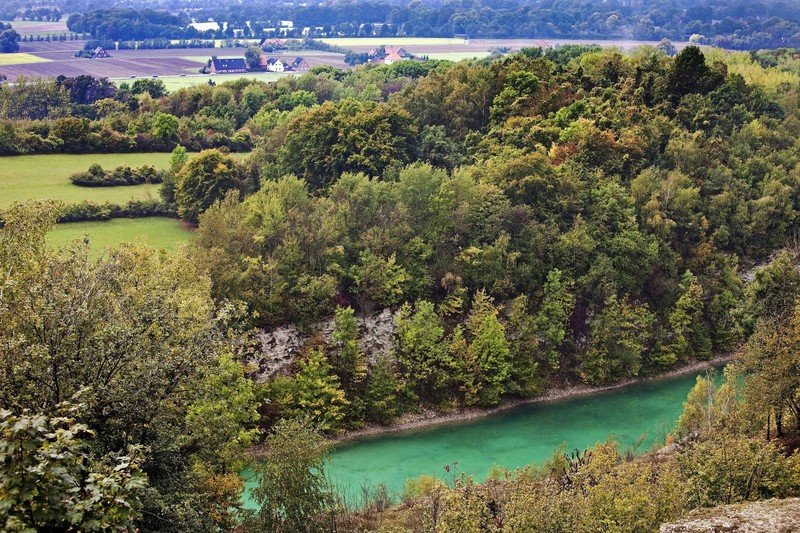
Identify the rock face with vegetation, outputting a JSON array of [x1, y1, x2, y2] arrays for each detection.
[[660, 498, 800, 533], [255, 308, 398, 379]]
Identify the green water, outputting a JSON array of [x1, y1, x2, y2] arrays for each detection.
[[243, 368, 717, 508]]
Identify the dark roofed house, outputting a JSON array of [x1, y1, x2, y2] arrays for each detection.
[[291, 57, 310, 71], [210, 57, 248, 74], [92, 47, 110, 59]]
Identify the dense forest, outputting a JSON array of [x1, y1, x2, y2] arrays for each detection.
[[0, 0, 797, 49], [2, 43, 800, 530]]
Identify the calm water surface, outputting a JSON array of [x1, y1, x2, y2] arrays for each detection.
[[243, 368, 717, 507]]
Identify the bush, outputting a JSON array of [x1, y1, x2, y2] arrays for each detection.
[[69, 164, 164, 187], [58, 199, 174, 222]]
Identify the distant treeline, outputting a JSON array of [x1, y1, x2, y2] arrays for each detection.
[[46, 0, 800, 50], [66, 8, 212, 41]]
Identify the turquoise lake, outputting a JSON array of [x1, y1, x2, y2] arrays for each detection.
[[243, 367, 718, 508]]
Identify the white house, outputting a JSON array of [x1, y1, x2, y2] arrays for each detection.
[[265, 57, 286, 72]]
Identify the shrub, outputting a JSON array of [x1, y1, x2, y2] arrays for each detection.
[[58, 199, 174, 222], [69, 164, 164, 187]]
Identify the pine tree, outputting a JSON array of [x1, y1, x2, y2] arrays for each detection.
[[535, 269, 575, 370], [466, 290, 511, 406]]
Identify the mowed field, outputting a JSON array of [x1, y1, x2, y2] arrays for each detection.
[[1, 151, 246, 207], [47, 217, 193, 256], [142, 72, 296, 92], [0, 52, 51, 66], [0, 153, 175, 208], [1, 152, 195, 252]]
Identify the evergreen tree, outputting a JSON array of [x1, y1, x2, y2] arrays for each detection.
[[331, 306, 367, 423], [393, 301, 452, 403], [507, 295, 540, 397], [581, 294, 654, 385], [535, 269, 575, 370], [466, 290, 512, 406], [364, 355, 400, 425]]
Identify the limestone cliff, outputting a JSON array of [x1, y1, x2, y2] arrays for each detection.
[[252, 308, 398, 380]]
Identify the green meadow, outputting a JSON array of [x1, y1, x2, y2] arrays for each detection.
[[47, 217, 193, 256], [1, 153, 196, 253], [117, 73, 294, 92], [0, 153, 176, 208], [0, 52, 51, 66]]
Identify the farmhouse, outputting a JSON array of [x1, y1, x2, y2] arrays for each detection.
[[291, 57, 310, 71], [260, 38, 286, 48], [210, 57, 248, 74], [264, 57, 286, 72], [368, 46, 411, 65], [92, 47, 110, 59], [384, 47, 405, 65]]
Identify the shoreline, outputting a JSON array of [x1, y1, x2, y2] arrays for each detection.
[[331, 354, 734, 445]]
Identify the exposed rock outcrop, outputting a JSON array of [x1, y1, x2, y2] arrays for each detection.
[[252, 308, 398, 380], [660, 498, 800, 533]]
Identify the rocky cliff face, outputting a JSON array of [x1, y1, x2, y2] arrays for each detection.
[[660, 498, 800, 533], [252, 308, 399, 381]]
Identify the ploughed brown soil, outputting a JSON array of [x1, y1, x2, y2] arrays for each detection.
[[4, 41, 347, 82], [4, 37, 690, 82]]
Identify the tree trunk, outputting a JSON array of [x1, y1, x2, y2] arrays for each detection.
[[766, 409, 771, 440]]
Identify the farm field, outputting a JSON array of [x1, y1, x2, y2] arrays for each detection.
[[47, 217, 193, 256], [1, 19, 68, 32], [0, 19, 68, 36], [0, 153, 174, 208], [3, 42, 347, 83], [139, 72, 295, 91], [329, 37, 690, 55], [0, 37, 687, 84], [320, 37, 466, 47], [425, 51, 493, 61], [0, 52, 51, 66]]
